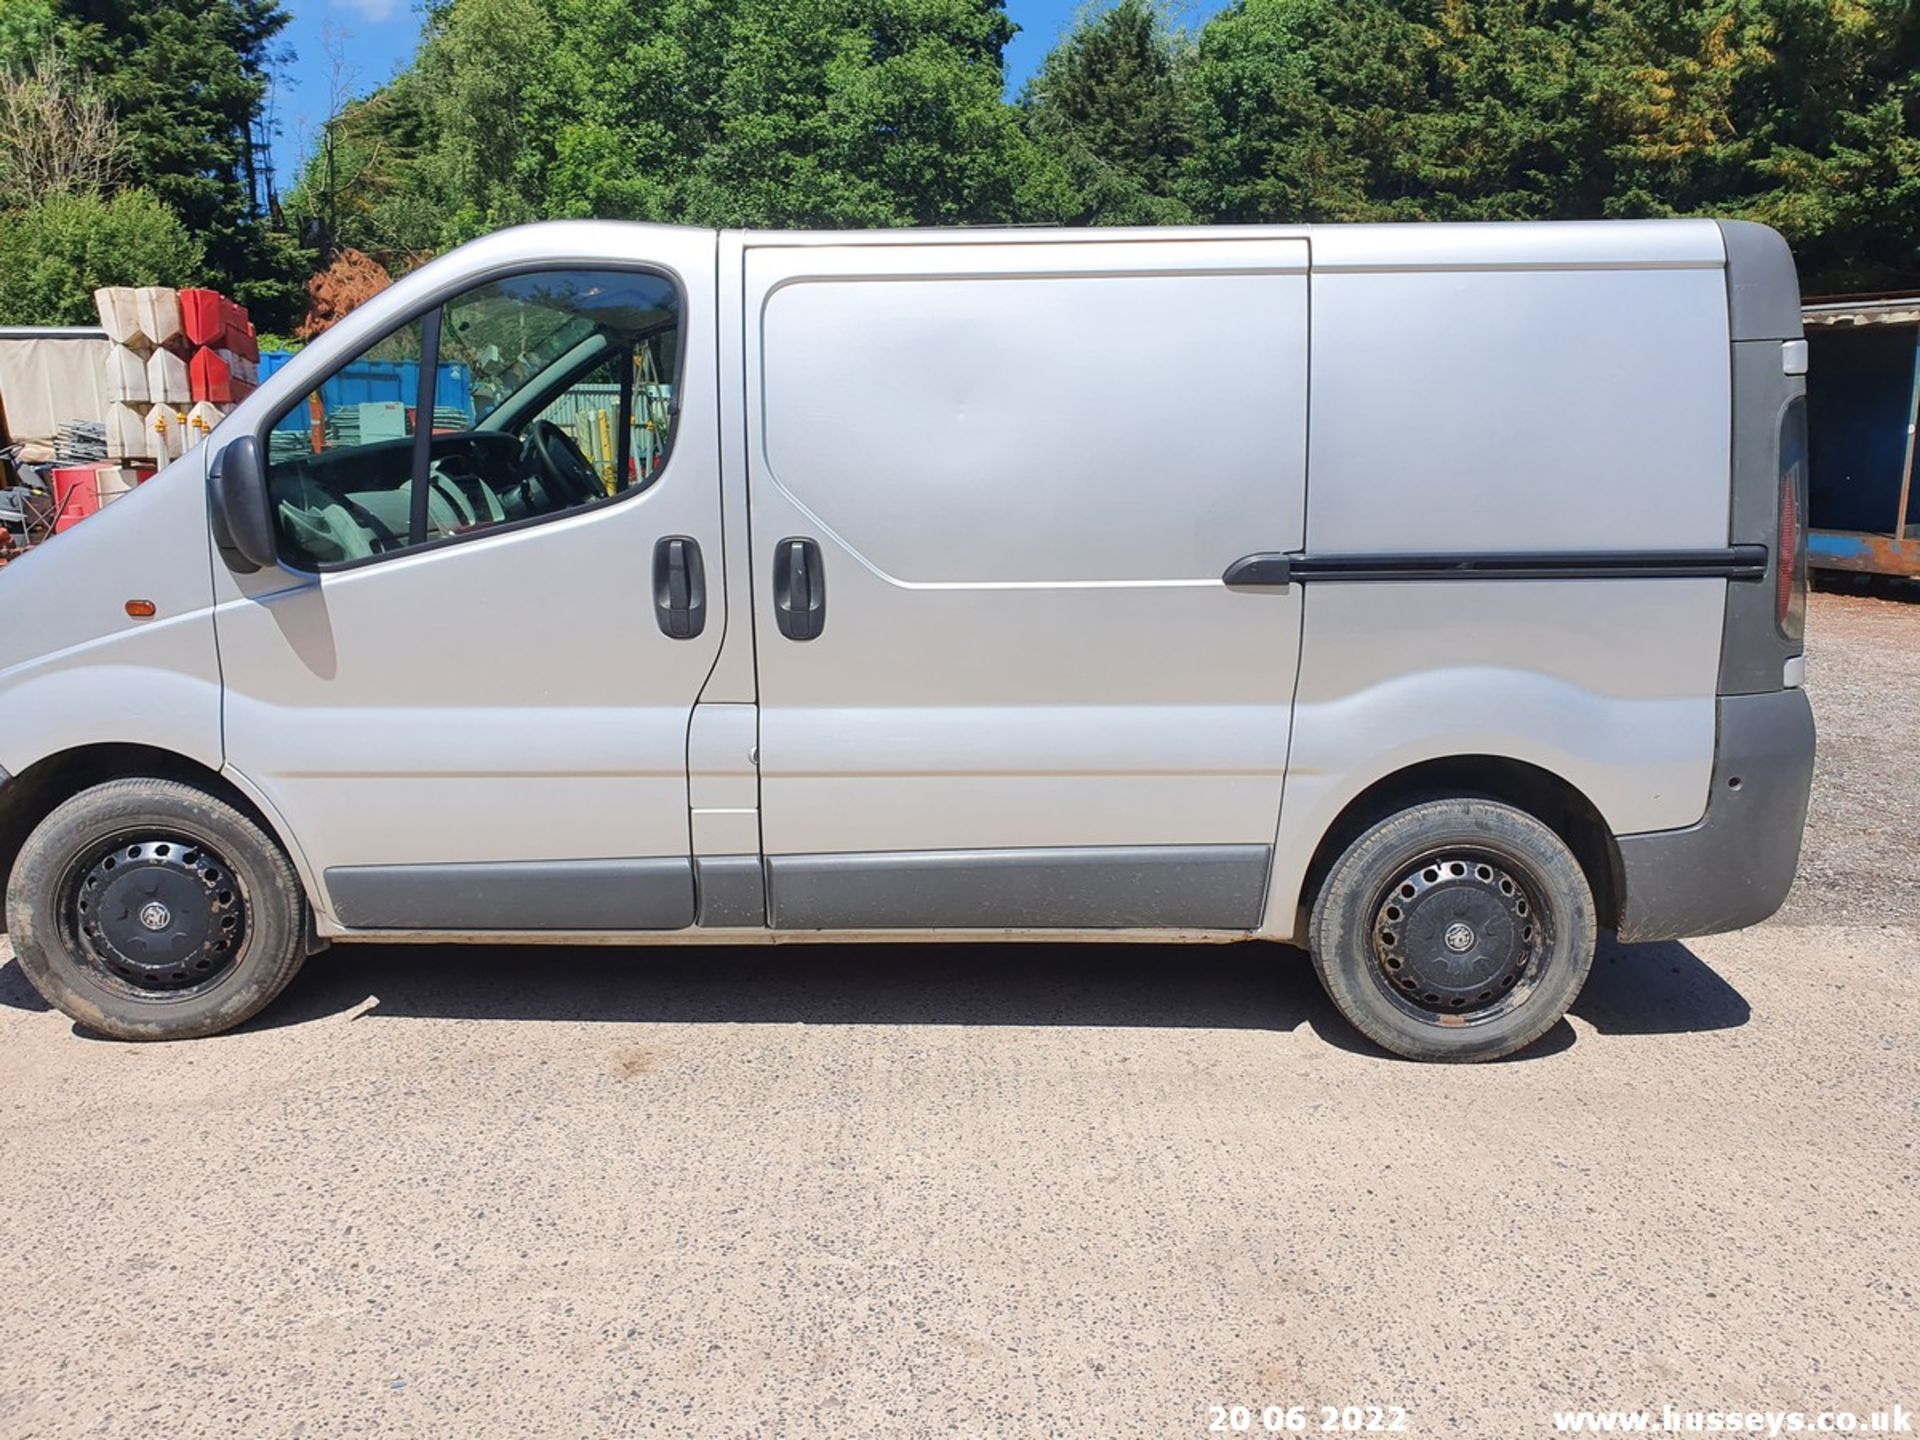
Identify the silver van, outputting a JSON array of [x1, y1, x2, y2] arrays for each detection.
[[0, 220, 1815, 1061]]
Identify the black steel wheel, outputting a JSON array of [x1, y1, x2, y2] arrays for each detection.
[[1308, 798, 1596, 1062], [63, 834, 249, 1000], [7, 779, 310, 1041], [1368, 850, 1548, 1025]]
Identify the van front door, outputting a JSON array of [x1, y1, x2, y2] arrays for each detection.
[[743, 236, 1310, 931], [213, 235, 723, 932]]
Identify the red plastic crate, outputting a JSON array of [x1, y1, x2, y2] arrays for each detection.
[[189, 346, 234, 403], [51, 466, 102, 532], [180, 288, 224, 347], [219, 297, 249, 350]]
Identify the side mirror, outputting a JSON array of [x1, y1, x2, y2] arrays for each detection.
[[209, 433, 277, 574]]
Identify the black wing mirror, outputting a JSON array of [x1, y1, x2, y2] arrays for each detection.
[[210, 433, 277, 574]]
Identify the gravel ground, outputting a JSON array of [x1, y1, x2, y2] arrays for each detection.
[[1, 589, 1916, 1439], [1780, 582, 1920, 927]]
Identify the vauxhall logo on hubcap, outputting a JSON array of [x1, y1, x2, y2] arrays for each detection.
[[138, 901, 173, 932], [1443, 921, 1476, 954]]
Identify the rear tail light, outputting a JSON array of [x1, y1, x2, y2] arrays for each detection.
[[1777, 396, 1808, 643], [1777, 460, 1798, 623]]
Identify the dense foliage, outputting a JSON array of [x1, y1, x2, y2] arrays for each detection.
[[0, 0, 301, 326], [0, 188, 203, 324], [289, 0, 1920, 296], [0, 0, 1915, 327], [1174, 0, 1920, 292], [298, 0, 1049, 261]]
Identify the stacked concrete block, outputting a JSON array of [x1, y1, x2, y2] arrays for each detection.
[[103, 404, 151, 464], [185, 400, 227, 448], [95, 285, 253, 465], [104, 345, 149, 404], [97, 286, 155, 459], [95, 286, 179, 463], [143, 404, 187, 462], [145, 345, 189, 405], [135, 287, 183, 351]]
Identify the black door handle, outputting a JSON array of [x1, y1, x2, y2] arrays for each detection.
[[652, 535, 706, 639], [773, 536, 825, 641]]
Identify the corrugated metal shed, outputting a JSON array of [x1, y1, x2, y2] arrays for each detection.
[[1803, 293, 1920, 577], [1804, 296, 1920, 330]]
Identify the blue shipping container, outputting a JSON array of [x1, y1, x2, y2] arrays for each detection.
[[259, 351, 474, 432]]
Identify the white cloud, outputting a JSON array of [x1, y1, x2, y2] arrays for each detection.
[[333, 0, 402, 23]]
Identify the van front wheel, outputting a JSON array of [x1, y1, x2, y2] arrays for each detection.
[[7, 779, 309, 1041], [1308, 799, 1596, 1062]]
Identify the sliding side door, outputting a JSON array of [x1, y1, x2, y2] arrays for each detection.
[[743, 236, 1309, 930]]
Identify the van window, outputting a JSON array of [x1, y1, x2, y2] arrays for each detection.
[[265, 316, 427, 567], [265, 269, 680, 571]]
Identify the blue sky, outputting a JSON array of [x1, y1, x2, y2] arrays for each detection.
[[263, 0, 1235, 190]]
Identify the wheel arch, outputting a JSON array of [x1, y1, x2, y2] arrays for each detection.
[[0, 744, 320, 939], [1291, 754, 1623, 939]]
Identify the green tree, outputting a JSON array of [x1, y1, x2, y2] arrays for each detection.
[[416, 0, 555, 238], [286, 67, 443, 269], [1181, 0, 1602, 224], [58, 0, 304, 320], [294, 0, 1042, 253], [286, 0, 1920, 296], [1021, 0, 1195, 224], [547, 0, 1034, 227], [0, 187, 203, 324], [0, 0, 61, 68], [1178, 0, 1920, 292], [1592, 0, 1920, 292]]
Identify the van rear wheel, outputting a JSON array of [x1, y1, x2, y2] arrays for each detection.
[[6, 779, 309, 1041], [1307, 798, 1596, 1062]]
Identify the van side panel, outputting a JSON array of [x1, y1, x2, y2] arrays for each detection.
[[0, 457, 224, 778], [1303, 233, 1731, 553], [1268, 577, 1726, 937], [1265, 222, 1733, 940]]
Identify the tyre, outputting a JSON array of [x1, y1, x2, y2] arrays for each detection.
[[6, 778, 308, 1041], [1308, 798, 1596, 1062]]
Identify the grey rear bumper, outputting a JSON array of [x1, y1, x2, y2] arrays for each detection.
[[1614, 688, 1815, 942]]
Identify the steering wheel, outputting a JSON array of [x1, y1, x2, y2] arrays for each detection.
[[524, 419, 604, 508]]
